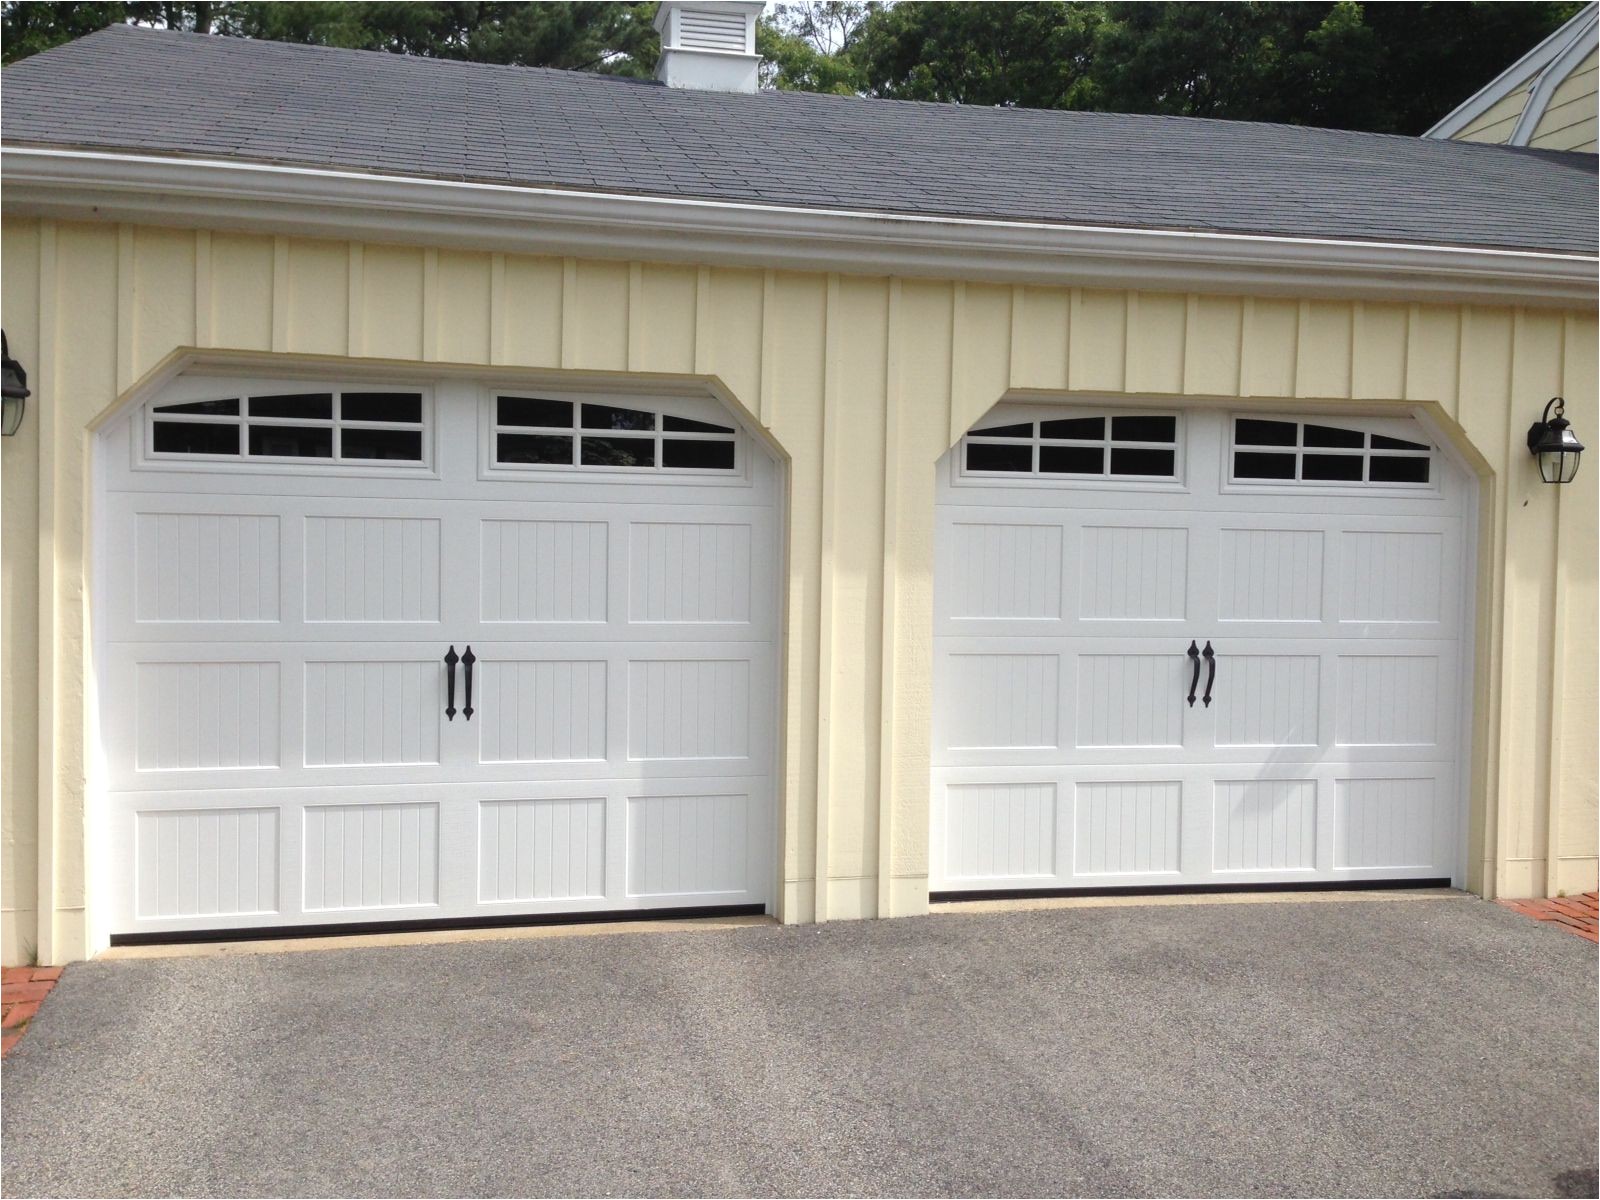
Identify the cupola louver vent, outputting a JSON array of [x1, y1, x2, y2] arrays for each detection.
[[653, 1, 764, 93], [678, 9, 749, 52]]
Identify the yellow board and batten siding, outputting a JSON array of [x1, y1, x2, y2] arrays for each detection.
[[1532, 46, 1599, 151], [1453, 46, 1598, 152], [1, 217, 1596, 964]]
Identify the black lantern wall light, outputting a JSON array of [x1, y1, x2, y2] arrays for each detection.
[[1, 330, 29, 438], [1527, 397, 1584, 484]]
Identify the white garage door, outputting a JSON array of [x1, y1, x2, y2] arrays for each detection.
[[931, 406, 1472, 896], [99, 374, 779, 939]]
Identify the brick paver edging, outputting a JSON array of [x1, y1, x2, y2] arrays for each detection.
[[1497, 892, 1599, 943], [2, 967, 63, 1056]]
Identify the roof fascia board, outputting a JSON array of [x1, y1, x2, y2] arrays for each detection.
[[3, 147, 1595, 309], [1510, 12, 1600, 145], [1426, 3, 1598, 139]]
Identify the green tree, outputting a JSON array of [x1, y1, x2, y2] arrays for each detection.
[[759, 2, 873, 93], [848, 1, 1103, 108], [3, 0, 1588, 137], [2, 0, 662, 72], [850, 2, 1586, 134]]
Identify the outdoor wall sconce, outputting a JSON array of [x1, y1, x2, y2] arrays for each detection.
[[1, 331, 29, 438], [1527, 397, 1583, 484]]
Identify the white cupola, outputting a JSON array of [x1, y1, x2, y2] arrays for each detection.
[[653, 1, 765, 93]]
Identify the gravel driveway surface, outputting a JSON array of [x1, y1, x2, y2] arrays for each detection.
[[3, 894, 1595, 1198]]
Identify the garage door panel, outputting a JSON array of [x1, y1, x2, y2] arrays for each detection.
[[933, 406, 1469, 895], [477, 796, 608, 904], [302, 801, 441, 913], [478, 517, 610, 624], [134, 805, 281, 922], [941, 519, 1065, 624], [101, 380, 779, 936], [475, 658, 609, 764], [302, 514, 442, 624], [1073, 780, 1183, 877]]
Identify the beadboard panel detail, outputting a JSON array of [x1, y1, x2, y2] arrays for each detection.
[[304, 516, 440, 623], [1078, 526, 1188, 621], [135, 512, 280, 623], [135, 661, 281, 771], [1213, 780, 1318, 872], [478, 660, 608, 764], [1217, 528, 1323, 622], [135, 807, 279, 919], [303, 661, 441, 766], [1336, 656, 1440, 747], [478, 797, 606, 903], [1074, 781, 1182, 875], [943, 782, 1056, 880], [1335, 778, 1438, 869], [1339, 531, 1444, 624], [303, 802, 440, 911], [628, 521, 752, 624], [1215, 656, 1320, 748], [480, 520, 608, 624], [1076, 655, 1183, 748], [945, 654, 1059, 750], [627, 792, 749, 896], [627, 659, 751, 760], [946, 522, 1062, 621]]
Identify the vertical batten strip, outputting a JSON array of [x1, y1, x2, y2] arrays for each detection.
[[1404, 303, 1424, 402], [116, 225, 134, 392], [1007, 285, 1025, 388], [347, 243, 365, 358], [1293, 298, 1312, 399], [758, 270, 777, 425], [1349, 301, 1362, 397], [489, 253, 506, 366], [194, 231, 213, 349], [1183, 295, 1201, 394], [35, 220, 59, 965], [814, 273, 842, 921], [694, 266, 713, 375], [626, 262, 643, 371], [1123, 292, 1139, 395], [421, 248, 439, 361], [1239, 297, 1256, 396], [560, 257, 578, 370], [877, 277, 903, 918], [270, 236, 289, 354], [948, 282, 966, 446]]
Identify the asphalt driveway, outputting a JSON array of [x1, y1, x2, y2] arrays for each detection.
[[3, 894, 1595, 1198]]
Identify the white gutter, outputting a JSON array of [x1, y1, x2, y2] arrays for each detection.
[[3, 146, 1595, 308]]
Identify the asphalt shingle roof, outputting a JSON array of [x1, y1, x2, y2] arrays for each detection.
[[4, 24, 1596, 255]]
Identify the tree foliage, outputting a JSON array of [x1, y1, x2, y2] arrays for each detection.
[[2, 1, 1587, 136], [845, 1, 1586, 134], [2, 1, 660, 73]]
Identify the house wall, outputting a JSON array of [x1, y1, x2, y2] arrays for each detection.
[[1452, 45, 1598, 151], [1455, 83, 1534, 144], [1530, 46, 1599, 151], [2, 216, 1596, 964]]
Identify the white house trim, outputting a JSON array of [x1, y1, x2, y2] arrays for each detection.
[[3, 147, 1594, 308], [1425, 3, 1599, 142]]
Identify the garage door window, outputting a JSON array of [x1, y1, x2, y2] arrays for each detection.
[[1232, 418, 1432, 486], [494, 396, 739, 473], [149, 390, 426, 463], [963, 413, 1179, 480]]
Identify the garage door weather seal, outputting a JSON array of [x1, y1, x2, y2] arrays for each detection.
[[929, 879, 1452, 904], [108, 904, 768, 947]]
